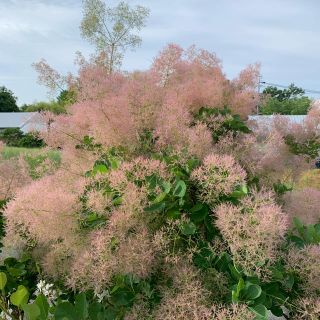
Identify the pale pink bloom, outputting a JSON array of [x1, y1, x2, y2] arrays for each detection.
[[212, 304, 255, 320], [68, 227, 157, 292], [286, 245, 320, 296], [4, 174, 82, 246], [191, 153, 246, 205], [215, 190, 288, 276], [86, 189, 112, 215], [152, 262, 213, 320], [292, 297, 320, 320], [283, 188, 320, 226], [0, 156, 31, 200]]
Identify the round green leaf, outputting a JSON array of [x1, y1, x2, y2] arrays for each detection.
[[180, 221, 196, 235], [244, 284, 262, 300], [54, 302, 78, 320], [75, 292, 89, 319], [173, 180, 187, 198], [249, 304, 267, 318], [10, 285, 29, 307], [35, 294, 49, 320], [23, 303, 41, 320]]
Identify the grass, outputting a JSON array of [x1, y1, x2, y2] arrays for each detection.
[[1, 146, 60, 163]]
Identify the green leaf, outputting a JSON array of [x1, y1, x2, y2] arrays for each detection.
[[144, 201, 166, 213], [180, 221, 197, 235], [88, 302, 105, 320], [166, 208, 181, 219], [110, 158, 119, 170], [228, 264, 242, 281], [0, 272, 7, 290], [306, 225, 316, 243], [283, 273, 295, 290], [35, 294, 49, 320], [110, 291, 134, 307], [270, 305, 284, 317], [92, 164, 108, 175], [189, 203, 209, 223], [230, 184, 248, 198], [160, 181, 171, 193], [75, 292, 89, 319], [293, 217, 304, 231], [153, 192, 167, 204], [10, 285, 29, 307], [23, 303, 41, 320], [173, 180, 187, 198], [244, 284, 262, 300], [112, 196, 122, 206], [249, 304, 267, 318], [232, 278, 245, 303], [54, 302, 78, 320]]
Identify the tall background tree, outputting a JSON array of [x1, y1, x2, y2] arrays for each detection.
[[260, 83, 311, 115], [80, 0, 150, 74], [0, 86, 19, 112]]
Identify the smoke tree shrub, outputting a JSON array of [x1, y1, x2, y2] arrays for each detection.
[[215, 190, 288, 277], [283, 188, 320, 226], [0, 45, 319, 319], [191, 153, 246, 206]]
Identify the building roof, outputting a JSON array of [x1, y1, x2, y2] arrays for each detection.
[[248, 115, 306, 125], [0, 112, 39, 133]]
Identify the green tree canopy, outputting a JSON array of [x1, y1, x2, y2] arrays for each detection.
[[21, 101, 66, 115], [260, 83, 311, 115], [0, 86, 19, 112], [262, 83, 305, 101], [57, 89, 76, 107]]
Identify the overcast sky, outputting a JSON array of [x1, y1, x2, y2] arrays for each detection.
[[1, 0, 319, 105]]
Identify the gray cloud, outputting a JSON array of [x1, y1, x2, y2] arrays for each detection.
[[0, 0, 319, 105]]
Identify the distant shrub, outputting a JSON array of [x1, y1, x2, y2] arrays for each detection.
[[0, 128, 44, 148]]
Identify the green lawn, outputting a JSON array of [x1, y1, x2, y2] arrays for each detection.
[[1, 146, 60, 163]]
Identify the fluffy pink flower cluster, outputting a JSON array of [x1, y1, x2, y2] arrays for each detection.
[[3, 171, 86, 274], [0, 155, 32, 200], [191, 153, 246, 205], [283, 188, 320, 226], [36, 44, 259, 162], [286, 245, 320, 296], [215, 190, 288, 276]]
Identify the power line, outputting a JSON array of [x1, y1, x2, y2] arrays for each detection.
[[260, 81, 320, 95]]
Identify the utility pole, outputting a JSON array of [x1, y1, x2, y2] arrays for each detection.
[[256, 75, 262, 114], [256, 77, 266, 114]]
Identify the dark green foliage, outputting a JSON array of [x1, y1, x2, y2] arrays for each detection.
[[273, 181, 293, 196], [20, 89, 75, 115], [21, 101, 66, 115], [0, 86, 19, 112], [0, 128, 44, 148], [0, 128, 24, 146], [57, 90, 76, 107], [193, 107, 251, 142], [284, 134, 320, 159], [260, 97, 311, 115], [0, 255, 38, 296], [0, 200, 7, 249], [260, 84, 311, 115], [288, 217, 320, 247], [262, 84, 305, 101]]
